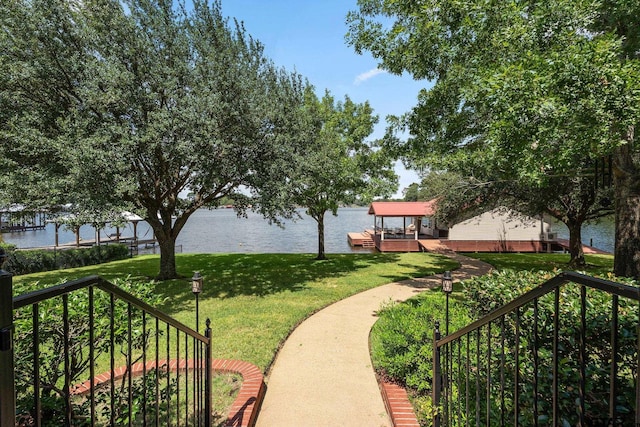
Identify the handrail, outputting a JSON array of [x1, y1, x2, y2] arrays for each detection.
[[438, 271, 640, 346], [13, 275, 103, 308], [432, 270, 640, 427], [13, 275, 207, 341], [9, 274, 213, 426]]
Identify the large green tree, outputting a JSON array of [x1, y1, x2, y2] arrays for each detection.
[[347, 0, 640, 277], [292, 89, 397, 260], [1, 0, 309, 279], [0, 0, 78, 210]]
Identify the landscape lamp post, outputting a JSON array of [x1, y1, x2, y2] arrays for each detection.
[[442, 271, 453, 336], [192, 271, 203, 332]]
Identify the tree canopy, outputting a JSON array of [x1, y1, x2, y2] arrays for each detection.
[[347, 0, 640, 277], [291, 88, 397, 260], [1, 0, 311, 279]]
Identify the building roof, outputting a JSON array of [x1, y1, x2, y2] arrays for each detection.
[[368, 200, 437, 217]]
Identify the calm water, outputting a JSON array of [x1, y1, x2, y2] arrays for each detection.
[[3, 207, 377, 254], [555, 217, 615, 254], [3, 207, 615, 254]]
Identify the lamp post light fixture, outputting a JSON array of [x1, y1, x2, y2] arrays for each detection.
[[442, 271, 453, 335], [192, 271, 203, 332]]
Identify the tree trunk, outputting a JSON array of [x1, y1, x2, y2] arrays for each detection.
[[148, 212, 182, 281], [157, 235, 178, 280], [315, 212, 326, 260], [566, 220, 586, 267], [613, 141, 640, 278]]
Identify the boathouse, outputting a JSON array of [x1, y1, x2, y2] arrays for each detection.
[[366, 201, 438, 252], [48, 211, 148, 249]]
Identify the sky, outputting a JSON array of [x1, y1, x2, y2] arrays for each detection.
[[218, 0, 429, 198]]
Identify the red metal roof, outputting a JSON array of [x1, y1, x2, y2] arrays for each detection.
[[368, 200, 437, 217]]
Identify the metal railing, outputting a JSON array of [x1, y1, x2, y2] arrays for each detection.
[[433, 271, 640, 427], [1, 271, 213, 427]]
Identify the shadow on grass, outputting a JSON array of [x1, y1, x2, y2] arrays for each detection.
[[13, 252, 456, 321], [155, 253, 405, 313]]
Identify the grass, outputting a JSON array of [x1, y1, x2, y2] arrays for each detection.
[[12, 252, 458, 371], [464, 252, 614, 273]]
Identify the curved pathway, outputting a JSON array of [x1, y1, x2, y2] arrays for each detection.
[[255, 254, 492, 427]]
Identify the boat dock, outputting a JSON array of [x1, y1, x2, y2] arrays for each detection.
[[551, 239, 611, 255], [347, 230, 375, 248], [349, 233, 611, 255]]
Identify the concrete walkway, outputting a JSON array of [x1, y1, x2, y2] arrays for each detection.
[[255, 254, 492, 427]]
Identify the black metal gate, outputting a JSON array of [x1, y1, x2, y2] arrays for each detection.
[[1, 271, 213, 427], [433, 272, 640, 426]]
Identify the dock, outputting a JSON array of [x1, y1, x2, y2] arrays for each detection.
[[1, 224, 46, 232], [418, 239, 453, 253], [552, 239, 610, 255], [23, 237, 158, 254], [348, 233, 611, 255], [347, 230, 375, 248]]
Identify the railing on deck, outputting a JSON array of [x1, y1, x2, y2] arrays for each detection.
[[1, 271, 213, 427], [433, 271, 640, 427]]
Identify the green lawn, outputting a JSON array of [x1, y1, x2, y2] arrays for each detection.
[[464, 252, 614, 273], [12, 252, 457, 371]]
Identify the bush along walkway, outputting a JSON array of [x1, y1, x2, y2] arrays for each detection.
[[254, 254, 492, 427]]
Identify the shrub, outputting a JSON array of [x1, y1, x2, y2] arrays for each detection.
[[2, 244, 130, 275], [13, 278, 165, 426], [371, 293, 470, 425], [462, 270, 639, 426], [372, 269, 638, 426]]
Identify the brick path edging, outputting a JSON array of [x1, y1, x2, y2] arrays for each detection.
[[379, 380, 421, 427], [72, 359, 265, 427]]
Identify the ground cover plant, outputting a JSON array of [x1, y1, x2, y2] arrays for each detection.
[[370, 253, 627, 426], [461, 268, 638, 425]]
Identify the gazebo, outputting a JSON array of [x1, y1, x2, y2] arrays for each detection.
[[368, 201, 437, 252]]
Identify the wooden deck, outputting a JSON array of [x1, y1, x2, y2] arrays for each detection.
[[347, 231, 375, 248], [553, 239, 611, 255], [348, 230, 440, 253], [418, 239, 453, 253], [349, 222, 611, 255], [419, 238, 611, 255]]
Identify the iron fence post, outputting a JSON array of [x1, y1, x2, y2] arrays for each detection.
[[0, 267, 15, 427], [433, 321, 441, 427], [204, 318, 212, 427]]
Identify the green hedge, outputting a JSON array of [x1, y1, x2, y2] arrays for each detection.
[[371, 269, 638, 426], [462, 270, 638, 426], [0, 243, 130, 275]]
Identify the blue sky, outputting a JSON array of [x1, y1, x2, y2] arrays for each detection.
[[219, 0, 429, 197]]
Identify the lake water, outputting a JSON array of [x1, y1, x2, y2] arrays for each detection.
[[3, 207, 376, 254], [2, 207, 615, 254]]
